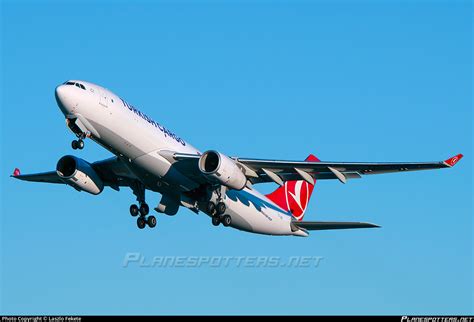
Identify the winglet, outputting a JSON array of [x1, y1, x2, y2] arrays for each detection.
[[12, 168, 21, 177], [444, 154, 463, 167]]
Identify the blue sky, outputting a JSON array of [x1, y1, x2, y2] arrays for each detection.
[[1, 0, 472, 315]]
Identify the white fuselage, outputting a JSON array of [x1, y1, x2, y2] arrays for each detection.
[[55, 80, 307, 237]]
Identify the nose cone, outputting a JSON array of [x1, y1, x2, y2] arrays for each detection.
[[55, 85, 75, 115]]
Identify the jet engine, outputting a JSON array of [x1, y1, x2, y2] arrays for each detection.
[[56, 155, 104, 195], [198, 150, 247, 190]]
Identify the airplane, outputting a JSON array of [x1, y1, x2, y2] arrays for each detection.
[[11, 80, 463, 237]]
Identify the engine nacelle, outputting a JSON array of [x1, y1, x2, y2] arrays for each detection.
[[198, 150, 247, 190], [56, 155, 104, 195]]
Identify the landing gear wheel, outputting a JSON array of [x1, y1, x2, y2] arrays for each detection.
[[137, 217, 146, 229], [222, 214, 232, 227], [212, 216, 221, 226], [139, 203, 149, 216], [71, 139, 84, 150], [216, 202, 226, 215], [147, 215, 157, 228], [207, 202, 216, 215], [130, 204, 139, 217]]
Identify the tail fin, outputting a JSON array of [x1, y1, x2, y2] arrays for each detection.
[[265, 154, 319, 221]]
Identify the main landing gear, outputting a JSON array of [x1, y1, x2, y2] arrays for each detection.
[[207, 185, 232, 228], [131, 202, 156, 229], [130, 181, 156, 229], [130, 203, 150, 217], [207, 201, 227, 216], [208, 201, 231, 227], [211, 213, 232, 227], [136, 215, 157, 229]]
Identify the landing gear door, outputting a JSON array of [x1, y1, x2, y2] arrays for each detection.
[[99, 88, 108, 107]]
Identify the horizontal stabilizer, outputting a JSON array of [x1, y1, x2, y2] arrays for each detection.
[[293, 221, 380, 231]]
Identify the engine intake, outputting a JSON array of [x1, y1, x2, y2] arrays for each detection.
[[56, 155, 104, 195], [198, 150, 247, 190]]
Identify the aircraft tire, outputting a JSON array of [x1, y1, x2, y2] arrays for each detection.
[[147, 215, 157, 228], [212, 216, 220, 226], [216, 202, 226, 215], [130, 204, 139, 217], [207, 202, 216, 215], [222, 215, 232, 227], [137, 217, 146, 229], [139, 203, 149, 216]]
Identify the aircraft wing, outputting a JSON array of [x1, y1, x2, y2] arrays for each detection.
[[11, 156, 136, 190], [163, 151, 463, 185], [292, 221, 380, 231], [11, 170, 64, 184]]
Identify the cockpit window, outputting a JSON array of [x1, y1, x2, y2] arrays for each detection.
[[66, 82, 86, 90]]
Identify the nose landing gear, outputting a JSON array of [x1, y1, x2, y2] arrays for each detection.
[[71, 131, 89, 150], [66, 118, 90, 150], [71, 139, 84, 150]]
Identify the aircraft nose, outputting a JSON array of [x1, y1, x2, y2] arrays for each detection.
[[55, 84, 74, 115]]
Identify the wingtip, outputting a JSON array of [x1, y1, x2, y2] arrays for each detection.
[[12, 168, 21, 177], [366, 222, 381, 228], [444, 154, 463, 167]]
